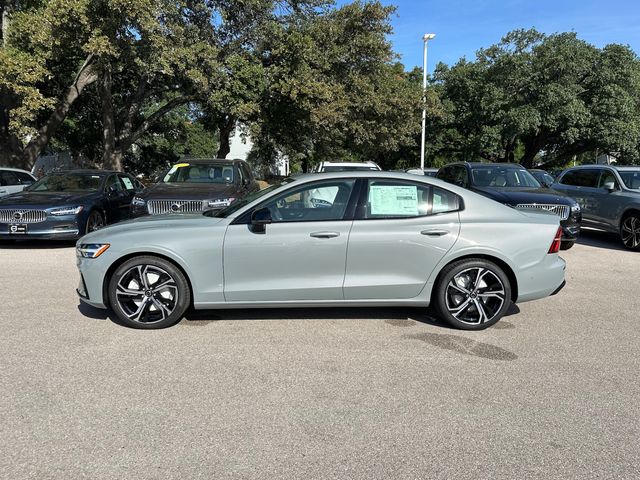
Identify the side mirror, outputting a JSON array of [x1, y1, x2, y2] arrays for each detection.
[[250, 207, 272, 234], [603, 181, 616, 192]]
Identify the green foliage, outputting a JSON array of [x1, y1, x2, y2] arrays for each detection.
[[430, 29, 640, 167]]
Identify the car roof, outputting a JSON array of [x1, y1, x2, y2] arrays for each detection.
[[175, 158, 243, 165], [528, 169, 548, 173], [561, 164, 640, 171], [55, 169, 121, 175], [319, 161, 379, 166], [0, 167, 34, 175], [445, 162, 526, 169]]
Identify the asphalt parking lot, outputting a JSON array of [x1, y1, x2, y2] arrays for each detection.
[[1, 230, 639, 480]]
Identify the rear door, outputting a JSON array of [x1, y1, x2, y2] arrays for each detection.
[[344, 178, 461, 300]]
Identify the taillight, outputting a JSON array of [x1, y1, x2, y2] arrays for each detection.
[[548, 226, 563, 254]]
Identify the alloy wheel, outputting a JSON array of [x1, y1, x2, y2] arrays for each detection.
[[87, 212, 105, 232], [444, 267, 506, 325], [115, 265, 179, 324], [621, 216, 640, 250]]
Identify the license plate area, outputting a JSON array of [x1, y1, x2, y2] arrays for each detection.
[[9, 224, 28, 234]]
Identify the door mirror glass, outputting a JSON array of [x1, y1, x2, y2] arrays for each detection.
[[251, 207, 272, 233]]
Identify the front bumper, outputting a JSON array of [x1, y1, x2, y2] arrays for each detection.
[[560, 211, 581, 241], [0, 217, 82, 240]]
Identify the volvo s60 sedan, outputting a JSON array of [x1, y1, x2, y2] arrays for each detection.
[[76, 172, 566, 330], [0, 170, 141, 240]]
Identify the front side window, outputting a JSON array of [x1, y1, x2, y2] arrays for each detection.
[[15, 172, 35, 184], [361, 180, 460, 219], [559, 169, 600, 188], [105, 174, 124, 192], [261, 179, 356, 222], [597, 170, 619, 189]]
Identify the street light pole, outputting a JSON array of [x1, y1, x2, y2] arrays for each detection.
[[420, 33, 435, 170]]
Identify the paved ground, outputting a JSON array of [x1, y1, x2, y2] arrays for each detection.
[[0, 230, 639, 480]]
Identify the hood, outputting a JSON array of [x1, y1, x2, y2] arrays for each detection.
[[79, 213, 225, 243], [0, 190, 100, 208], [141, 182, 239, 200], [472, 186, 576, 206]]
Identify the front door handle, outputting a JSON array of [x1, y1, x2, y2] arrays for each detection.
[[310, 231, 340, 239], [420, 229, 449, 237]]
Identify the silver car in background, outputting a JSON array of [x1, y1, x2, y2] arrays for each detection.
[[0, 167, 36, 197], [76, 172, 566, 330], [553, 165, 640, 250]]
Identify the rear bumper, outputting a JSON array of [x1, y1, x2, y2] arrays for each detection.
[[516, 255, 567, 303]]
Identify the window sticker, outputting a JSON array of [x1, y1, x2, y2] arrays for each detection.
[[369, 185, 418, 215], [121, 177, 134, 189]]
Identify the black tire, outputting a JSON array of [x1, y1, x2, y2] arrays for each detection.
[[620, 213, 640, 251], [434, 259, 512, 330], [560, 240, 574, 251], [85, 210, 105, 234], [108, 255, 191, 329]]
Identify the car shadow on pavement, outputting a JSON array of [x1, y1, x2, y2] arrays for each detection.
[[576, 229, 627, 252], [0, 239, 76, 249]]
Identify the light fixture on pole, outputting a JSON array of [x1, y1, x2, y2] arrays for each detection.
[[420, 33, 436, 170]]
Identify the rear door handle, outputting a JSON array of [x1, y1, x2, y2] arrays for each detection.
[[420, 229, 449, 237], [310, 231, 340, 239]]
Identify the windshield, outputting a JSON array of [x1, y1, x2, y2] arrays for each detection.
[[207, 178, 296, 218], [163, 163, 235, 184], [28, 173, 103, 192], [619, 170, 640, 190], [471, 167, 541, 188]]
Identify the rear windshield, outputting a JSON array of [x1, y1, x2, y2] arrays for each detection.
[[471, 167, 540, 188], [619, 170, 640, 190], [28, 174, 103, 192], [163, 163, 235, 184]]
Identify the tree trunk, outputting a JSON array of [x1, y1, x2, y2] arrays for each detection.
[[100, 63, 119, 169], [1, 1, 12, 48], [216, 117, 235, 158], [18, 54, 97, 169]]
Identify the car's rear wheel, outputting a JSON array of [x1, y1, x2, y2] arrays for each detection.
[[434, 259, 512, 330], [620, 213, 640, 251], [86, 210, 105, 233], [108, 256, 191, 329]]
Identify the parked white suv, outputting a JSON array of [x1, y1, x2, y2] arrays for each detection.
[[0, 167, 37, 198], [313, 161, 381, 172]]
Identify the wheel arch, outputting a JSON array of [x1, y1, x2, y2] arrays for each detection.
[[102, 252, 195, 310], [430, 253, 519, 303]]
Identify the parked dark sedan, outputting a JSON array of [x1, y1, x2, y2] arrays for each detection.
[[437, 162, 581, 249], [0, 170, 140, 240], [529, 169, 556, 188], [131, 159, 259, 217]]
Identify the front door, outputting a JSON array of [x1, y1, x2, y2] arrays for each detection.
[[344, 178, 461, 300], [223, 178, 357, 302]]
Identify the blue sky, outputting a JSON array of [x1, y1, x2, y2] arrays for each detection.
[[338, 0, 640, 70]]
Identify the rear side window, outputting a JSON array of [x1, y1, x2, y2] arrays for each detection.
[[559, 169, 600, 187], [0, 171, 20, 186], [361, 180, 460, 219]]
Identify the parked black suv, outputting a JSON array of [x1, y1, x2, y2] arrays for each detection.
[[552, 165, 640, 250], [131, 159, 260, 217], [437, 162, 581, 249]]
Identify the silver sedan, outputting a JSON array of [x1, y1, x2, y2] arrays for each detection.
[[76, 172, 566, 330]]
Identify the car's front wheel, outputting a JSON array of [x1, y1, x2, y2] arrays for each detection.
[[620, 213, 640, 251], [434, 259, 512, 330], [85, 210, 105, 233], [108, 256, 191, 329]]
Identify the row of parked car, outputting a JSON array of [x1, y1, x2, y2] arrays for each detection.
[[1, 159, 639, 250]]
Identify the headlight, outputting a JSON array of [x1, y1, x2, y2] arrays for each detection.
[[50, 206, 84, 216], [132, 196, 146, 206], [207, 197, 236, 208], [76, 244, 110, 258], [571, 203, 581, 212]]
